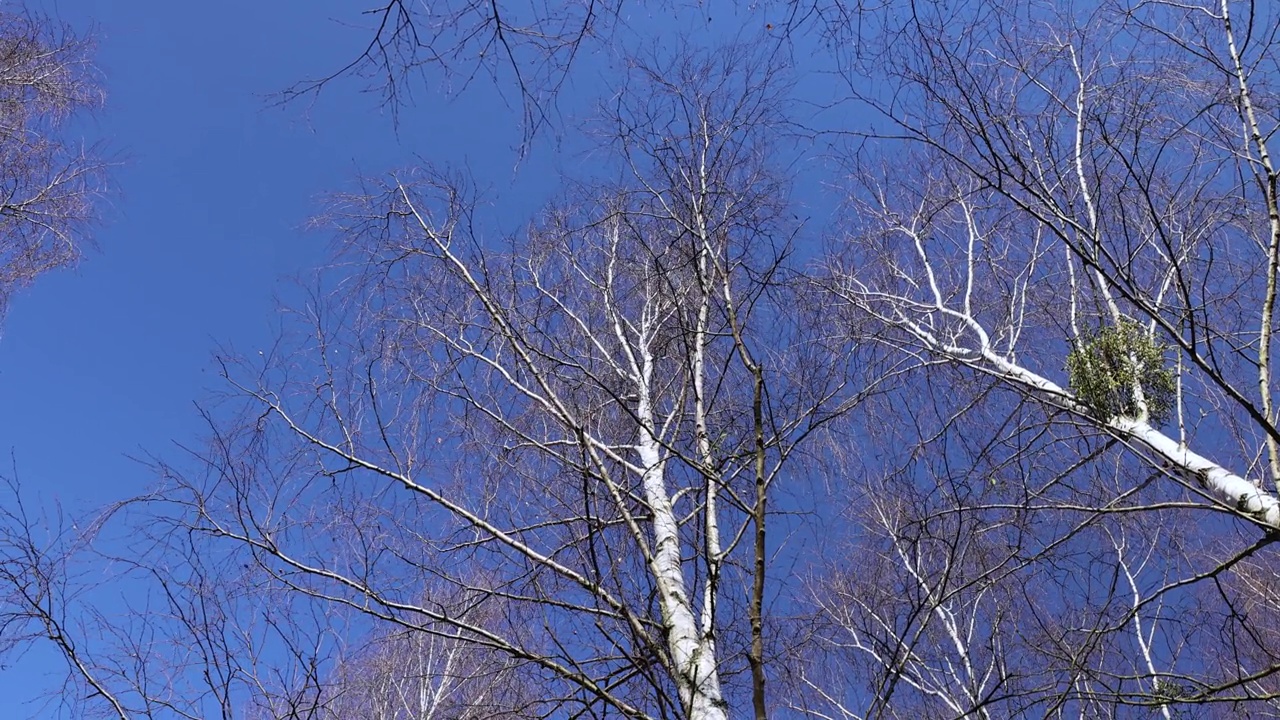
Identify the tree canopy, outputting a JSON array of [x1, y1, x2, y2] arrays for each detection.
[[8, 1, 1280, 718]]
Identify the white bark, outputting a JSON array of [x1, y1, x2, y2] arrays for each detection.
[[327, 182, 732, 719], [1219, 0, 1280, 491], [839, 166, 1280, 528], [850, 281, 1280, 527], [816, 499, 1006, 719], [1113, 531, 1175, 720], [636, 334, 727, 720]]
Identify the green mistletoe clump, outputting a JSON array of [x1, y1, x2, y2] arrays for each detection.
[[1066, 319, 1175, 424]]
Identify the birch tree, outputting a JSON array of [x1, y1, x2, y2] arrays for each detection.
[[125, 47, 854, 720], [0, 8, 104, 315], [319, 595, 533, 720], [817, 0, 1280, 713]]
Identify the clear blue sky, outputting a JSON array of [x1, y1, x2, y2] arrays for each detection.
[[0, 1, 561, 713]]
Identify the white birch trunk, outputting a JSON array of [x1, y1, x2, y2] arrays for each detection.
[[635, 336, 727, 720]]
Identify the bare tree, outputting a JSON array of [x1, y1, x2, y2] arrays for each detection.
[[0, 8, 104, 316], [289, 1, 842, 142], [0, 468, 340, 720], [815, 0, 1280, 714], [0, 476, 135, 720], [287, 0, 627, 138], [67, 46, 856, 720], [318, 588, 534, 720], [41, 0, 1280, 716]]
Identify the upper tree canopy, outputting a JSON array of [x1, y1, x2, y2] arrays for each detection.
[[17, 1, 1280, 718], [0, 9, 104, 316]]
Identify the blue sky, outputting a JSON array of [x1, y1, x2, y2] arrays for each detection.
[[0, 0, 550, 508], [0, 1, 562, 712]]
